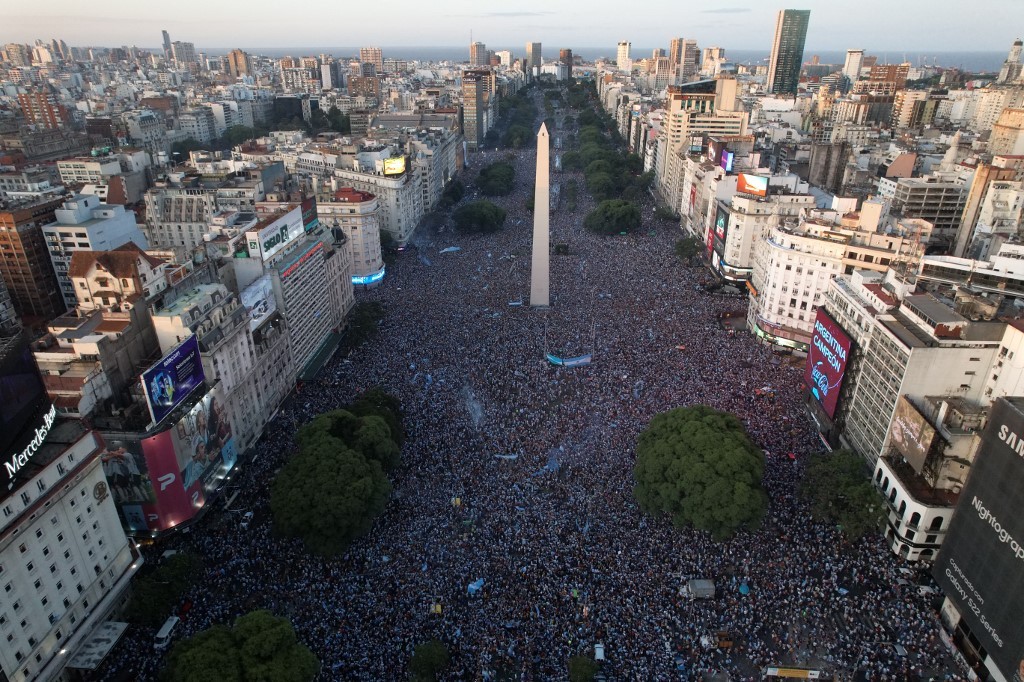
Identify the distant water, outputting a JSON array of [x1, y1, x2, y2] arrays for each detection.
[[198, 46, 1006, 73]]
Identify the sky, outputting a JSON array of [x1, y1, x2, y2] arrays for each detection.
[[0, 0, 1020, 53]]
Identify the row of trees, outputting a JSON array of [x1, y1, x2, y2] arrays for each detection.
[[476, 161, 516, 197], [126, 552, 202, 626], [454, 201, 507, 234], [270, 389, 403, 555], [633, 405, 884, 542]]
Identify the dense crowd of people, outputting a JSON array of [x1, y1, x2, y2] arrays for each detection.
[[92, 90, 965, 681]]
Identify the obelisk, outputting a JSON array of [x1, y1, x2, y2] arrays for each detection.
[[530, 123, 550, 307]]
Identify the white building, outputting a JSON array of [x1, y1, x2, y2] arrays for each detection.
[[332, 151, 422, 245], [0, 422, 141, 682], [43, 195, 148, 308], [317, 188, 384, 286], [56, 157, 120, 186]]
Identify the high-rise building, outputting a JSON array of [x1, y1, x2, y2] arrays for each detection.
[[227, 49, 252, 78], [701, 47, 725, 75], [161, 29, 171, 59], [526, 42, 542, 73], [766, 9, 811, 96], [842, 49, 864, 86], [470, 42, 487, 67], [0, 196, 68, 322], [997, 38, 1023, 84], [171, 41, 197, 66], [559, 49, 573, 78], [616, 41, 632, 71], [359, 47, 384, 74], [462, 68, 492, 150], [668, 38, 684, 72], [17, 91, 69, 129], [4, 42, 33, 66], [678, 39, 700, 84]]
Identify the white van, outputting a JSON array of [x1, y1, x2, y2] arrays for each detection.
[[154, 615, 180, 651]]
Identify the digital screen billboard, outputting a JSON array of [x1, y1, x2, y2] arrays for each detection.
[[707, 138, 722, 165], [889, 396, 937, 474], [383, 156, 406, 175], [805, 308, 852, 419], [720, 151, 735, 173], [240, 274, 278, 331], [737, 173, 769, 197], [300, 196, 320, 234], [141, 335, 206, 426], [0, 330, 48, 457], [934, 397, 1024, 680], [246, 206, 305, 261]]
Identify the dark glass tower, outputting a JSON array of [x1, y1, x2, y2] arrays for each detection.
[[767, 9, 811, 96]]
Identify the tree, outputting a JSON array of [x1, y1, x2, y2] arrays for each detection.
[[502, 124, 531, 149], [297, 409, 401, 473], [453, 200, 507, 234], [633, 406, 767, 540], [585, 172, 617, 200], [127, 552, 201, 626], [409, 639, 450, 681], [584, 200, 642, 235], [379, 230, 399, 265], [171, 138, 204, 158], [271, 437, 391, 555], [476, 161, 516, 196], [801, 449, 885, 541], [438, 180, 465, 210], [347, 387, 405, 446], [224, 125, 266, 146], [344, 301, 385, 351], [655, 205, 681, 222], [674, 236, 702, 264], [164, 610, 318, 682], [326, 105, 350, 134], [568, 655, 599, 682]]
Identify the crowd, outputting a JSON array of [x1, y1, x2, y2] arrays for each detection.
[[91, 90, 964, 681]]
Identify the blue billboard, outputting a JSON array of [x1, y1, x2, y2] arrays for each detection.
[[141, 335, 206, 426]]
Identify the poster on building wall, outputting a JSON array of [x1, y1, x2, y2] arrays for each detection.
[[240, 274, 278, 331], [140, 335, 206, 426], [889, 396, 937, 473], [804, 308, 853, 419]]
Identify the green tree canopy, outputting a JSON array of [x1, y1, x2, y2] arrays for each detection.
[[347, 387, 405, 446], [342, 301, 385, 352], [224, 125, 267, 146], [164, 610, 319, 682], [476, 161, 516, 196], [568, 655, 599, 682], [127, 552, 201, 626], [633, 406, 767, 540], [409, 639, 450, 681], [674, 236, 702, 263], [271, 408, 395, 555], [584, 200, 642, 235], [801, 449, 885, 541], [453, 200, 507, 234]]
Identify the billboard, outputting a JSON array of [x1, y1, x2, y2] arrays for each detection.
[[240, 274, 278, 331], [889, 396, 937, 473], [300, 196, 320, 234], [713, 205, 730, 257], [141, 335, 205, 426], [0, 330, 48, 457], [737, 173, 769, 197], [720, 151, 735, 173], [383, 156, 406, 175], [707, 138, 722, 165], [804, 308, 852, 419], [104, 386, 236, 533], [246, 206, 305, 261], [934, 397, 1024, 680]]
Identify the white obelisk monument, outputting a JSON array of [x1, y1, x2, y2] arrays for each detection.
[[530, 123, 550, 307]]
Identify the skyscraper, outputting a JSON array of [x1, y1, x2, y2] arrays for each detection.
[[559, 49, 573, 78], [616, 41, 631, 71], [526, 42, 542, 73], [997, 39, 1023, 84], [470, 42, 487, 66], [842, 49, 864, 85], [462, 69, 491, 150], [161, 29, 171, 59], [227, 49, 252, 78], [360, 47, 384, 74], [766, 9, 811, 96]]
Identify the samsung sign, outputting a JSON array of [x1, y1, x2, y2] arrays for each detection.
[[4, 404, 57, 480]]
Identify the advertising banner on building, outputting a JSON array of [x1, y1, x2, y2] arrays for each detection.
[[246, 206, 305, 261], [713, 205, 729, 257], [933, 397, 1024, 680], [141, 335, 205, 426], [889, 396, 937, 473], [804, 308, 853, 419], [169, 387, 236, 496], [300, 196, 320, 234], [240, 274, 278, 331], [737, 173, 769, 197], [383, 156, 407, 176]]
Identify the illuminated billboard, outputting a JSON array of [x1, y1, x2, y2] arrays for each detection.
[[933, 397, 1024, 680], [240, 274, 278, 331], [712, 204, 730, 258], [889, 396, 937, 473], [707, 138, 722, 165], [246, 205, 305, 261], [383, 156, 406, 175], [720, 151, 735, 173], [300, 196, 320, 234], [737, 173, 769, 197], [804, 308, 852, 419], [141, 335, 206, 426]]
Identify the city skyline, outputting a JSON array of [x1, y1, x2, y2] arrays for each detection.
[[1, 0, 1020, 53]]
